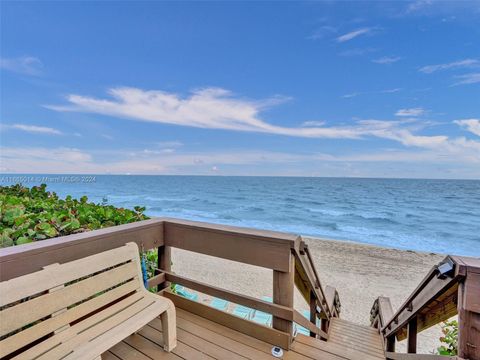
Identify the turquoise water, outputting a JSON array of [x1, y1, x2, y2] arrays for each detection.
[[2, 175, 479, 256]]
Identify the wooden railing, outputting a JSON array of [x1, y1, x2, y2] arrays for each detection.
[[370, 256, 480, 360], [0, 218, 339, 350]]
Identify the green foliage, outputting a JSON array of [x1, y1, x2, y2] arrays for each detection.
[[0, 184, 150, 247], [437, 320, 458, 356]]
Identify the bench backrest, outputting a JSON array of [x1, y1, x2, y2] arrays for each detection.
[[0, 242, 144, 358]]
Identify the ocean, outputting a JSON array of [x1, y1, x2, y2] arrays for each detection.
[[2, 175, 479, 256]]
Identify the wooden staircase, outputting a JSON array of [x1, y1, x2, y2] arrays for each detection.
[[292, 318, 385, 360]]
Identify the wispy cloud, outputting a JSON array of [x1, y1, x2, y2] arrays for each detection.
[[395, 108, 426, 117], [419, 59, 479, 73], [308, 26, 337, 40], [342, 88, 402, 98], [0, 56, 43, 76], [452, 73, 480, 86], [406, 0, 434, 14], [45, 87, 478, 165], [372, 56, 401, 64], [9, 124, 62, 135], [336, 28, 373, 43], [455, 119, 480, 136]]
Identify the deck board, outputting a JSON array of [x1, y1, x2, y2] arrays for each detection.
[[103, 309, 385, 360]]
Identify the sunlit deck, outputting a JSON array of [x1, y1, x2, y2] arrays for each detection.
[[103, 308, 384, 360]]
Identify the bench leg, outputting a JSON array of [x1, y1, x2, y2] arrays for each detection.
[[161, 306, 177, 352]]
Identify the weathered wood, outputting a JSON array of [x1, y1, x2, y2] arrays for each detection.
[[309, 290, 317, 337], [273, 252, 295, 338], [458, 272, 480, 360], [293, 310, 328, 340], [163, 218, 298, 272], [382, 259, 460, 339], [158, 244, 171, 290], [0, 242, 176, 358], [148, 271, 166, 289], [162, 290, 291, 350], [0, 218, 164, 281], [407, 316, 417, 353], [162, 269, 294, 321], [385, 353, 458, 360]]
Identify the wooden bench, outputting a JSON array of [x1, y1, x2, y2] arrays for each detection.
[[0, 242, 176, 359]]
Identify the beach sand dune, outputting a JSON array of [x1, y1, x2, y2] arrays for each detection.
[[172, 237, 446, 354]]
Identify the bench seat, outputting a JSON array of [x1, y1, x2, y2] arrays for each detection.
[[0, 242, 176, 359]]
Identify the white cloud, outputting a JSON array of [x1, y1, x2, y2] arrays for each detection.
[[452, 73, 480, 86], [336, 28, 373, 42], [46, 86, 463, 154], [302, 121, 326, 127], [419, 59, 479, 73], [10, 124, 62, 135], [395, 108, 425, 117], [46, 86, 368, 139], [342, 92, 360, 98], [0, 56, 43, 76], [381, 88, 402, 93], [372, 56, 401, 64], [406, 0, 434, 14], [455, 119, 480, 136], [308, 26, 337, 40]]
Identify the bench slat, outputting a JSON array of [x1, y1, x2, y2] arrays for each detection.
[[1, 261, 138, 337], [0, 245, 137, 307], [0, 280, 140, 358], [37, 296, 168, 360]]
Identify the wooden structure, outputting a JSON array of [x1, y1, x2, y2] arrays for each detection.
[[0, 217, 479, 360], [371, 256, 480, 360], [0, 242, 176, 359]]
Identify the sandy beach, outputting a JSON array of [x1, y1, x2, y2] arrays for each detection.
[[171, 236, 447, 354]]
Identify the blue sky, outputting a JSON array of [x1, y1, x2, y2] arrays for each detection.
[[1, 1, 479, 178]]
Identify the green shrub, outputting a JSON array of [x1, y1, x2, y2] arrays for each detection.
[[437, 320, 458, 355], [0, 184, 149, 247]]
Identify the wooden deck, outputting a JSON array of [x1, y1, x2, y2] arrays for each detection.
[[102, 308, 385, 360]]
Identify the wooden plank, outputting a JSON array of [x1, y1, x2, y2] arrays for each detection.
[[148, 272, 166, 290], [273, 253, 295, 337], [163, 219, 298, 271], [42, 297, 168, 360], [295, 334, 384, 360], [14, 293, 146, 360], [293, 310, 328, 340], [139, 324, 214, 360], [407, 317, 417, 353], [162, 291, 291, 349], [458, 275, 480, 360], [0, 245, 136, 306], [385, 353, 457, 360], [163, 269, 293, 320], [108, 341, 153, 360], [149, 318, 248, 360], [377, 297, 394, 328], [174, 315, 274, 359], [0, 218, 164, 281], [175, 308, 311, 360], [290, 341, 346, 360], [0, 281, 139, 358], [101, 351, 121, 360], [1, 261, 138, 337], [121, 333, 180, 360]]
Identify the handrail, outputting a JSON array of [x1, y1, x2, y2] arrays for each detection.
[[370, 255, 480, 359], [0, 218, 335, 349]]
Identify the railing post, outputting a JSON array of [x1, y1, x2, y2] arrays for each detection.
[[273, 252, 294, 341], [458, 271, 480, 360], [386, 335, 395, 353], [309, 290, 317, 338], [407, 316, 417, 353], [158, 245, 171, 291]]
